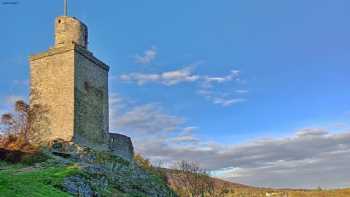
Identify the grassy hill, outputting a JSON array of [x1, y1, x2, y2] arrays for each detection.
[[0, 161, 78, 197], [0, 147, 177, 197], [0, 147, 349, 197]]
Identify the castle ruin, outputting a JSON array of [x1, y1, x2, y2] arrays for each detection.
[[29, 15, 134, 161]]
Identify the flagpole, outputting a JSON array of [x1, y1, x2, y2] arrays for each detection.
[[64, 0, 68, 16]]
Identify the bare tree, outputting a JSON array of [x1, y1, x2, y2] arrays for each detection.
[[208, 182, 231, 197], [0, 101, 31, 149], [172, 160, 232, 197], [27, 89, 50, 145], [172, 160, 215, 197], [0, 89, 50, 150]]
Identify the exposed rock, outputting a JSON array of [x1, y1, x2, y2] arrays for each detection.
[[62, 176, 94, 197], [49, 142, 178, 197]]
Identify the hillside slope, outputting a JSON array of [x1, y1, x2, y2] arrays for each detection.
[[0, 146, 177, 197], [1, 146, 350, 197]]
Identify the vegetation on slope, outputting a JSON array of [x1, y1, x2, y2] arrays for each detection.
[[1, 139, 350, 197], [0, 146, 178, 197], [0, 161, 78, 197], [164, 160, 350, 197]]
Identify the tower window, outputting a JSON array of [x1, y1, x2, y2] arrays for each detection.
[[84, 81, 90, 92]]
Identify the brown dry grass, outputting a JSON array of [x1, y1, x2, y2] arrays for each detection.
[[165, 169, 350, 197]]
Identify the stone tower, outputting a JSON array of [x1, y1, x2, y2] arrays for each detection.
[[30, 16, 109, 147]]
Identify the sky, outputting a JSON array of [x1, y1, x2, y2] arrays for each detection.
[[1, 0, 350, 189]]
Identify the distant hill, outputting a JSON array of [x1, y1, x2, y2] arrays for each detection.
[[165, 168, 250, 189], [164, 168, 350, 197]]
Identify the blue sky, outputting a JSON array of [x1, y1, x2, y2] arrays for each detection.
[[1, 0, 350, 188]]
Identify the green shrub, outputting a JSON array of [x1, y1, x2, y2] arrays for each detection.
[[21, 152, 49, 165], [134, 154, 169, 186]]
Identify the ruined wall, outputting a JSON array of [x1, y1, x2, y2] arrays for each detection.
[[30, 45, 76, 142], [109, 133, 134, 162], [74, 46, 109, 146]]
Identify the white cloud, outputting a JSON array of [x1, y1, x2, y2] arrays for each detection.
[[123, 48, 247, 107], [120, 73, 161, 85], [142, 128, 350, 189], [109, 93, 127, 125], [198, 70, 247, 107], [0, 95, 26, 133], [296, 128, 329, 137], [119, 66, 247, 107], [109, 92, 200, 160], [0, 95, 27, 115], [134, 47, 157, 65], [120, 66, 200, 86], [5, 95, 24, 106], [212, 98, 246, 107], [203, 70, 240, 84], [170, 135, 199, 144], [0, 95, 26, 115], [161, 67, 200, 85], [120, 67, 240, 87], [112, 103, 184, 134], [198, 89, 246, 107], [183, 126, 198, 133]]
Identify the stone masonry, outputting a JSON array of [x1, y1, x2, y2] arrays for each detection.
[[109, 133, 134, 162], [29, 15, 134, 160]]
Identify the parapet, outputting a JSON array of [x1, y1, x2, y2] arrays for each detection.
[[109, 133, 134, 162], [55, 16, 88, 48]]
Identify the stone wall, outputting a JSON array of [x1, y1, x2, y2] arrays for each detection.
[[109, 133, 134, 162], [30, 45, 76, 142], [55, 16, 88, 48], [29, 43, 110, 147], [74, 45, 109, 146]]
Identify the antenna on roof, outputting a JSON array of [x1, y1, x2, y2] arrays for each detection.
[[64, 0, 68, 16]]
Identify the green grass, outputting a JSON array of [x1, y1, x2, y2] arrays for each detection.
[[0, 163, 80, 197]]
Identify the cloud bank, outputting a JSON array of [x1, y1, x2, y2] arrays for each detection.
[[109, 94, 350, 189]]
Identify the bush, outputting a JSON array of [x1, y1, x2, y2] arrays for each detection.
[[0, 148, 48, 165], [134, 154, 168, 183], [21, 152, 49, 165]]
